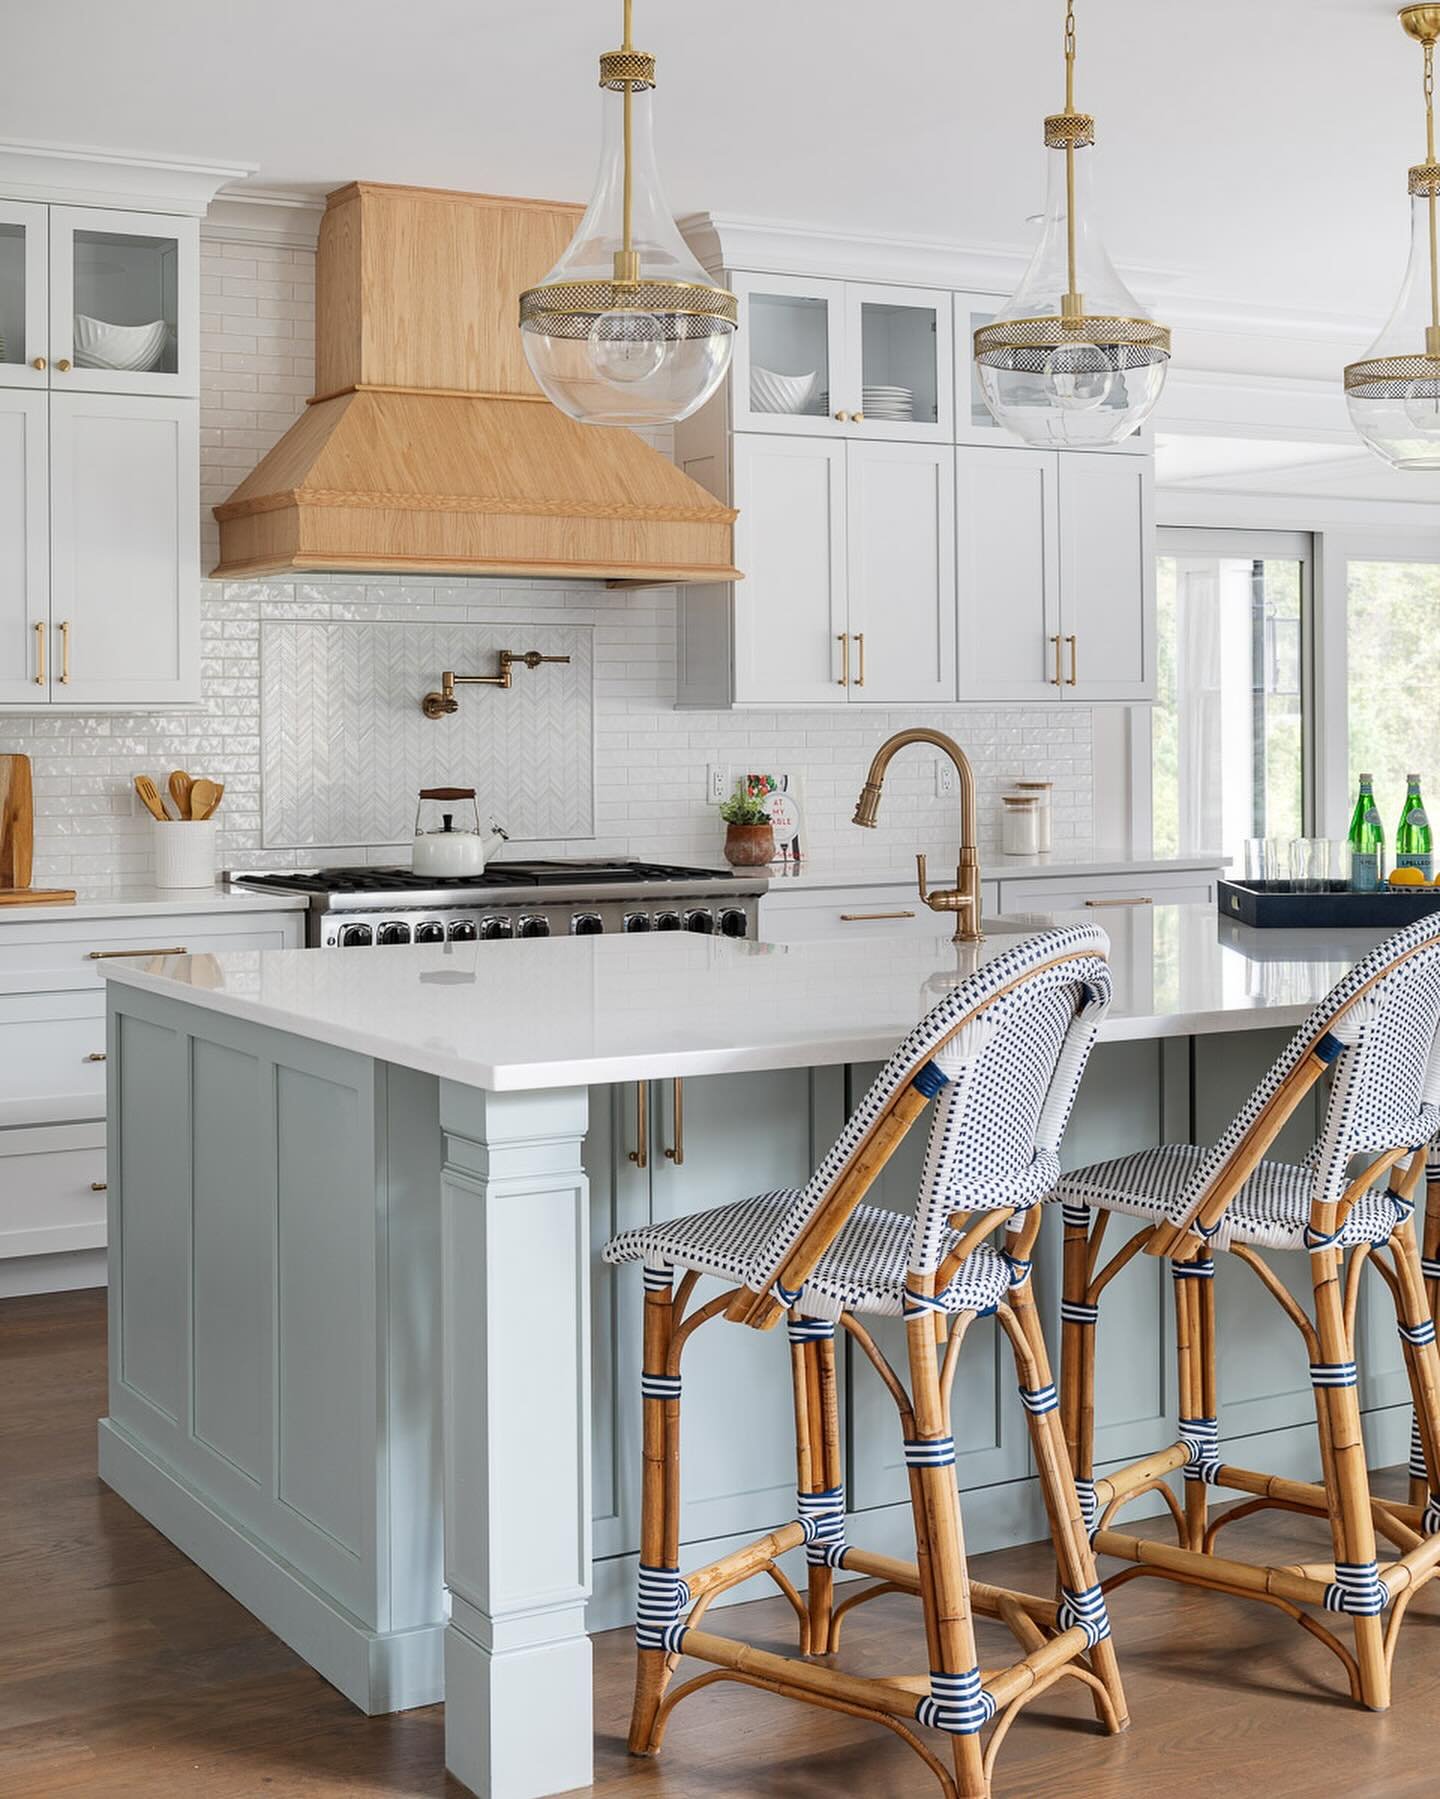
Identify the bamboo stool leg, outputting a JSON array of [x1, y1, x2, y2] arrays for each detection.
[[1310, 1245, 1390, 1712], [1004, 1263, 1129, 1735], [1059, 1204, 1099, 1540], [1387, 1218, 1440, 1534], [1173, 1251, 1216, 1553], [1413, 1161, 1440, 1508], [629, 1272, 683, 1755], [789, 1320, 845, 1655], [905, 1309, 990, 1799]]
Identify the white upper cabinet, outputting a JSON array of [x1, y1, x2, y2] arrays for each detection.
[[0, 392, 48, 702], [846, 440, 955, 704], [0, 202, 49, 390], [731, 272, 953, 442], [48, 208, 198, 398], [48, 393, 199, 707], [956, 446, 1154, 703]]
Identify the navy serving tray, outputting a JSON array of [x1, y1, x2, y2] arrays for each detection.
[[1218, 878, 1440, 928]]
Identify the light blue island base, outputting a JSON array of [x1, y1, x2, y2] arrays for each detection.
[[98, 979, 1415, 1793]]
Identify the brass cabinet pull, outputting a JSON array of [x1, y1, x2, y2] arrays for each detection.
[[1083, 896, 1154, 909], [1066, 634, 1078, 687], [60, 619, 71, 684], [33, 620, 45, 687], [840, 910, 917, 922], [855, 631, 866, 687], [84, 1052, 107, 1062], [664, 1077, 685, 1165], [31, 356, 46, 371], [1050, 634, 1063, 687], [852, 410, 865, 422], [56, 359, 72, 373], [836, 632, 850, 687], [627, 1081, 649, 1169], [834, 410, 850, 422], [87, 946, 188, 959], [90, 1181, 108, 1192]]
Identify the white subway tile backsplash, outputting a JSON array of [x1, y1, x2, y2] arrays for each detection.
[[25, 232, 1094, 886]]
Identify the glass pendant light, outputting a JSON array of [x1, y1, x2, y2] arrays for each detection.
[[1345, 6, 1440, 471], [518, 0, 738, 428], [974, 0, 1170, 448]]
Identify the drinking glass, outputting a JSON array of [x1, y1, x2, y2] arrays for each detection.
[[1290, 838, 1347, 892], [1243, 838, 1285, 886]]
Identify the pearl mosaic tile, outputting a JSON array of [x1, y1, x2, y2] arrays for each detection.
[[16, 233, 1095, 887]]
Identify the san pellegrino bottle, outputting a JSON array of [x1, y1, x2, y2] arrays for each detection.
[[1348, 774, 1385, 892], [1396, 774, 1434, 879]]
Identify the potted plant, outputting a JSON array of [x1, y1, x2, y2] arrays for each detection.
[[719, 782, 775, 866]]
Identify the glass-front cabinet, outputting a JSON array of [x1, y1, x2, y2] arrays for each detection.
[[0, 202, 49, 389], [0, 202, 196, 397], [730, 271, 953, 442]]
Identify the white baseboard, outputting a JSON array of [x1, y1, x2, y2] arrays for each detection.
[[0, 1247, 106, 1298], [98, 1417, 445, 1714]]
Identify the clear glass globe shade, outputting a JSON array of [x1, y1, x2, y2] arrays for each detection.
[[1346, 193, 1440, 470], [520, 87, 735, 428], [975, 143, 1169, 449]]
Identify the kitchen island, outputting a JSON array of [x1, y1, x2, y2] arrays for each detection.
[[97, 905, 1426, 1799]]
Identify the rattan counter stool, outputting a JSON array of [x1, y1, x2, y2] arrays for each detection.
[[603, 925, 1126, 1799], [1054, 914, 1440, 1713]]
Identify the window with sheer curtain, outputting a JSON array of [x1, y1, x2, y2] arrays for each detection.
[[1346, 558, 1440, 835]]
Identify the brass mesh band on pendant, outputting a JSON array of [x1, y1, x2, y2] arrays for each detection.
[[975, 314, 1171, 373], [1045, 111, 1095, 148], [519, 278, 739, 341], [1344, 354, 1440, 397], [1410, 161, 1440, 196], [599, 49, 656, 89]]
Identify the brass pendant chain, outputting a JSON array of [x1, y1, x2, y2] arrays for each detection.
[[1063, 0, 1080, 318], [622, 0, 634, 270], [1426, 39, 1439, 347]]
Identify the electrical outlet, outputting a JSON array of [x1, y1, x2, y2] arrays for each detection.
[[706, 764, 729, 804], [935, 760, 956, 798]]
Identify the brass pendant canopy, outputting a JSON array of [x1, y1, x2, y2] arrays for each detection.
[[1344, 5, 1440, 469], [518, 0, 738, 428], [973, 0, 1170, 448]]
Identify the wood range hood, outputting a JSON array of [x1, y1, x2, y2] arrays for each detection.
[[212, 182, 740, 584]]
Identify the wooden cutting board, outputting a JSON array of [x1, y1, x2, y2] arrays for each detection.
[[0, 754, 75, 906]]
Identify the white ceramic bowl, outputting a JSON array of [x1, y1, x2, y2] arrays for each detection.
[[74, 315, 169, 372], [750, 365, 820, 414]]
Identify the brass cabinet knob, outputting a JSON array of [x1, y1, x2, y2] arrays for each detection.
[[834, 410, 850, 422], [852, 411, 865, 422], [56, 358, 72, 373], [31, 356, 46, 371], [91, 1181, 108, 1193]]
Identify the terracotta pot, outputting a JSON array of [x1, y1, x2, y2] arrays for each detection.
[[723, 822, 775, 867]]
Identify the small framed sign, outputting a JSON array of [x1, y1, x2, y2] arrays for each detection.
[[744, 770, 805, 862]]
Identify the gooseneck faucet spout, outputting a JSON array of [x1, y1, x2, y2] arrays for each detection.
[[852, 728, 983, 943]]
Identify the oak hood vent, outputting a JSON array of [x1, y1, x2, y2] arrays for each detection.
[[212, 182, 740, 584]]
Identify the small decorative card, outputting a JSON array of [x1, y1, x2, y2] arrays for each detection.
[[744, 770, 805, 863]]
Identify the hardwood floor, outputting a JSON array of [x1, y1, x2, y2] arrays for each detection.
[[4, 1287, 1440, 1797]]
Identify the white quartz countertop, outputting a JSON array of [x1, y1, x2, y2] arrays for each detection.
[[763, 848, 1226, 892], [0, 881, 310, 923], [101, 903, 1403, 1092]]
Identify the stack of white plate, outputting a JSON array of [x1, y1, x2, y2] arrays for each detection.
[[861, 384, 915, 421]]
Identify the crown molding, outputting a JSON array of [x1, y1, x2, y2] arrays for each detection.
[[0, 137, 253, 214], [205, 185, 326, 249]]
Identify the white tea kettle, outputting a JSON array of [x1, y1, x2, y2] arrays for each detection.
[[412, 787, 508, 878]]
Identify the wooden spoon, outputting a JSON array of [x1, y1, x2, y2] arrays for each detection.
[[168, 770, 194, 820], [190, 778, 223, 821], [133, 775, 168, 822]]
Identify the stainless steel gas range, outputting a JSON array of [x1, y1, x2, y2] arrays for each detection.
[[227, 859, 766, 948]]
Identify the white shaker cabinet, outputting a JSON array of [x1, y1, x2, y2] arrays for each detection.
[[48, 393, 199, 706], [0, 391, 48, 703], [846, 439, 955, 705], [956, 446, 1155, 704]]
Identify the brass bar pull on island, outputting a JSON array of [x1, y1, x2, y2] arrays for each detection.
[[88, 947, 189, 960], [627, 1081, 649, 1169], [422, 650, 571, 718], [664, 1077, 684, 1165], [840, 910, 917, 922], [1084, 896, 1153, 909]]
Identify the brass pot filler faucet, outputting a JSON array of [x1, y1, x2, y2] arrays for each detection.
[[422, 649, 571, 719], [852, 729, 984, 944]]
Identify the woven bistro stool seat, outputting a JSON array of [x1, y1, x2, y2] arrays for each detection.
[[1055, 913, 1440, 1715], [603, 925, 1125, 1799]]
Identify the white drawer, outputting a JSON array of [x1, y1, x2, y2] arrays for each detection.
[[0, 1120, 107, 1260], [0, 910, 301, 994], [760, 882, 1002, 943], [996, 872, 1217, 915], [0, 989, 108, 1125]]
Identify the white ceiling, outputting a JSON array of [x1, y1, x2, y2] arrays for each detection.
[[0, 0, 1429, 328]]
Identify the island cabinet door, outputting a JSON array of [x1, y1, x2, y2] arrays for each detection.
[[638, 1067, 846, 1548], [585, 1082, 647, 1562], [845, 1061, 1031, 1512]]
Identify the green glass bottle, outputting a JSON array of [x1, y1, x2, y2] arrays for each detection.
[[1396, 774, 1434, 879], [1348, 774, 1385, 892]]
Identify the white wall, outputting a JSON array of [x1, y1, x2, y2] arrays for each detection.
[[13, 231, 1098, 888]]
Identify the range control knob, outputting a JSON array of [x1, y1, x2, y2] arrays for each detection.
[[622, 912, 652, 933], [480, 917, 514, 941], [377, 921, 411, 945], [684, 909, 715, 934], [518, 916, 551, 939], [413, 920, 446, 944], [572, 913, 604, 935], [338, 923, 373, 947], [655, 911, 683, 932], [448, 919, 478, 941], [719, 908, 749, 939]]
